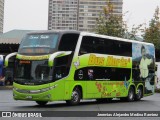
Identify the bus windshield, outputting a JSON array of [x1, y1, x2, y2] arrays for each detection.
[[15, 60, 53, 85], [18, 33, 59, 55]]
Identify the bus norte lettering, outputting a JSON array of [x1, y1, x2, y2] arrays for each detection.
[[88, 54, 130, 67], [88, 54, 105, 66], [106, 56, 130, 67]]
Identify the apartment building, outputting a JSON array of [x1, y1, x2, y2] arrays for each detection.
[[48, 0, 78, 30], [48, 0, 123, 32]]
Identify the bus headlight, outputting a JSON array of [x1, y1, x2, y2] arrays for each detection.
[[40, 88, 50, 92], [30, 90, 41, 93], [40, 84, 58, 92]]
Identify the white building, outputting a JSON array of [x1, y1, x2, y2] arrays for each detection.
[[48, 0, 123, 32], [48, 0, 78, 30]]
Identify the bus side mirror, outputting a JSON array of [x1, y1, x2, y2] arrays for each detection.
[[48, 51, 72, 67], [5, 52, 17, 67]]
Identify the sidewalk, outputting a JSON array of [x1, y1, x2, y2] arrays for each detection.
[[0, 86, 13, 90]]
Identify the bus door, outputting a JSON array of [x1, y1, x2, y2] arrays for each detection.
[[56, 33, 79, 99]]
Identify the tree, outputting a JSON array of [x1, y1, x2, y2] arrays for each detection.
[[143, 6, 160, 50], [127, 24, 144, 40], [95, 0, 127, 38]]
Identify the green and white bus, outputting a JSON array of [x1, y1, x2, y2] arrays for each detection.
[[5, 30, 155, 105]]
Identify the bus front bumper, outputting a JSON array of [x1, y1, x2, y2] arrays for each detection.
[[13, 87, 54, 101]]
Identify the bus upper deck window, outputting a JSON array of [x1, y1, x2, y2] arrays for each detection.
[[79, 48, 87, 55]]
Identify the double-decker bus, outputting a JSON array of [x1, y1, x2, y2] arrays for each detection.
[[5, 31, 155, 106]]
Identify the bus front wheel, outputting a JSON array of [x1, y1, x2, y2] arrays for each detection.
[[66, 88, 81, 105], [36, 101, 48, 106], [127, 87, 135, 102]]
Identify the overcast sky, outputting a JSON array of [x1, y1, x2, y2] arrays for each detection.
[[3, 0, 160, 33]]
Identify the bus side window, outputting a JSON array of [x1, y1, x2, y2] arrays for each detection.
[[79, 36, 105, 55], [53, 33, 79, 80], [104, 39, 132, 57], [58, 34, 79, 51], [79, 36, 93, 55], [53, 55, 71, 80], [113, 41, 132, 57], [94, 39, 105, 54]]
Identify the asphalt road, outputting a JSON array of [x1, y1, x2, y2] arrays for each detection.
[[0, 90, 160, 120]]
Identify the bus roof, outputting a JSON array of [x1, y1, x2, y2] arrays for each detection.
[[26, 30, 80, 35], [80, 32, 154, 46], [26, 30, 154, 46]]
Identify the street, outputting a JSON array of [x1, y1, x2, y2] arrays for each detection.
[[0, 90, 160, 120]]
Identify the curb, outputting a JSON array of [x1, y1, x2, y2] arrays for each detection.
[[0, 86, 13, 90]]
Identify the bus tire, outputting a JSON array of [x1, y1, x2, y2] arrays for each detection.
[[66, 87, 81, 105], [36, 101, 48, 106], [135, 87, 143, 101], [127, 86, 135, 102]]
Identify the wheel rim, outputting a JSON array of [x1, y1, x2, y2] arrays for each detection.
[[129, 89, 134, 100], [72, 91, 79, 102], [137, 88, 142, 99]]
